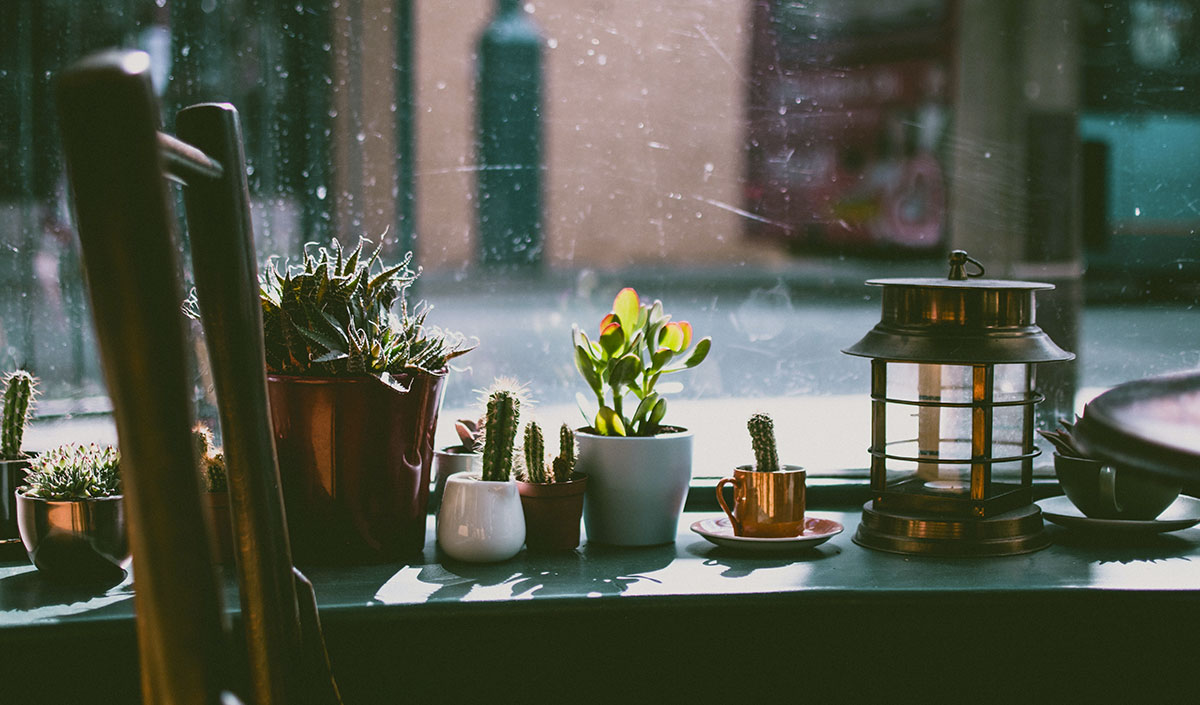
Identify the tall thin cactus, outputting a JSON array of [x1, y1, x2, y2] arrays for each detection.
[[523, 421, 546, 483], [480, 388, 520, 481], [2, 370, 36, 460], [748, 413, 779, 472], [551, 424, 576, 482]]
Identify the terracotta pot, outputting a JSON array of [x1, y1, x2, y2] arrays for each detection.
[[204, 491, 235, 564], [577, 427, 693, 546], [517, 473, 588, 551], [1, 457, 30, 541], [267, 370, 446, 563], [16, 492, 128, 583]]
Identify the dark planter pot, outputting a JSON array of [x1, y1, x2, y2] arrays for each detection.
[[204, 491, 235, 564], [16, 492, 128, 583], [268, 370, 446, 563], [517, 473, 588, 551], [1, 457, 30, 542]]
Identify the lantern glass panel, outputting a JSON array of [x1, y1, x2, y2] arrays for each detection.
[[879, 362, 1035, 493]]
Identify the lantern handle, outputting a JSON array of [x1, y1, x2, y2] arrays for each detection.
[[947, 250, 985, 280]]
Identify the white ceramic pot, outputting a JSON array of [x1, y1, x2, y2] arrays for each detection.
[[436, 473, 525, 562], [577, 428, 693, 546], [430, 447, 480, 512]]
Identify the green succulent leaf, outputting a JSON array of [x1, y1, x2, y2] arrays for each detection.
[[594, 406, 626, 436]]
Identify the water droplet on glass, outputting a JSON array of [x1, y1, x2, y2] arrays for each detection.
[[317, 186, 327, 200], [547, 38, 558, 49]]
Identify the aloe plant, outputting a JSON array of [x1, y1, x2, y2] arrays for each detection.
[[748, 413, 779, 472], [572, 288, 710, 436], [188, 238, 472, 381], [193, 424, 227, 493], [21, 443, 121, 500], [2, 370, 36, 461], [480, 387, 521, 482]]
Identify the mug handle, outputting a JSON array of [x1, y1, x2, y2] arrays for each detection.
[[1098, 466, 1124, 515], [715, 477, 741, 535]]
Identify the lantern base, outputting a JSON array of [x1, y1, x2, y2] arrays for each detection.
[[853, 501, 1050, 556]]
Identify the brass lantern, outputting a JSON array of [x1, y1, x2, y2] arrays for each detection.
[[843, 251, 1074, 556]]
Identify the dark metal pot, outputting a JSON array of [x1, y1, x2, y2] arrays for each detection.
[[517, 473, 588, 551], [268, 370, 446, 563], [16, 492, 128, 583]]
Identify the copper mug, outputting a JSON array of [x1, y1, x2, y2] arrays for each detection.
[[715, 465, 806, 538]]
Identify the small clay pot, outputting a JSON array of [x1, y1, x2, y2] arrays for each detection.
[[517, 473, 588, 551]]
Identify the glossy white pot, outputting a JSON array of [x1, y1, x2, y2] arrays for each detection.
[[436, 473, 525, 562], [577, 428, 693, 546]]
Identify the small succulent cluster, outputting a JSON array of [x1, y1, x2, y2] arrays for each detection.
[[1038, 417, 1089, 459], [522, 421, 576, 484], [2, 370, 37, 461], [480, 384, 522, 482], [21, 443, 121, 500], [572, 288, 710, 437], [454, 417, 483, 452], [748, 413, 780, 472], [247, 238, 472, 379], [193, 424, 228, 493]]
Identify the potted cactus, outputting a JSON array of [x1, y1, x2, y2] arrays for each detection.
[[572, 287, 711, 546], [715, 413, 807, 537], [516, 421, 588, 551], [242, 238, 472, 562], [16, 442, 128, 582], [193, 424, 233, 563], [436, 383, 526, 562], [1, 370, 37, 543]]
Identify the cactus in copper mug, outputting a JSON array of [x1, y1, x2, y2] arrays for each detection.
[[2, 370, 36, 461], [480, 388, 520, 482], [523, 421, 547, 484], [748, 413, 779, 472], [551, 424, 576, 483]]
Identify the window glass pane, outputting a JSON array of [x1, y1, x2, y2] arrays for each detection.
[[3, 0, 1197, 480]]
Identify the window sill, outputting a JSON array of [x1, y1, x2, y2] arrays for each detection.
[[2, 505, 1199, 701]]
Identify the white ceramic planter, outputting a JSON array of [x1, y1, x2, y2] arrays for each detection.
[[436, 473, 525, 562], [577, 428, 693, 546]]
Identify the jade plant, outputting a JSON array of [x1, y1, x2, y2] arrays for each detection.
[[20, 443, 121, 500], [480, 386, 521, 482], [572, 288, 711, 436], [188, 238, 472, 383], [193, 424, 228, 493], [748, 413, 779, 472], [2, 370, 37, 461], [522, 421, 576, 484]]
